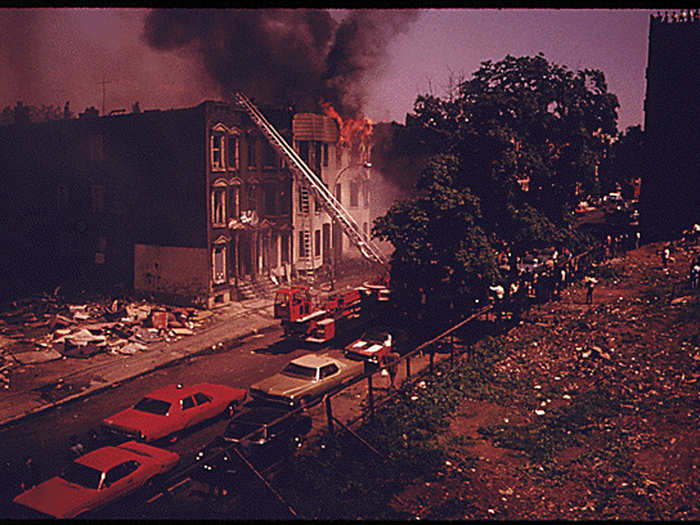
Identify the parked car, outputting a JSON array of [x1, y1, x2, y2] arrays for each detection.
[[194, 404, 311, 483], [12, 441, 179, 519], [249, 352, 364, 408], [344, 328, 393, 364], [102, 383, 247, 443]]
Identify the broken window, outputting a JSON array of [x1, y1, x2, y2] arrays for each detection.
[[247, 135, 257, 167], [212, 188, 226, 226], [229, 184, 240, 218], [211, 134, 224, 170], [227, 135, 239, 170], [91, 185, 105, 214], [314, 229, 321, 257], [213, 245, 226, 284], [350, 181, 359, 207]]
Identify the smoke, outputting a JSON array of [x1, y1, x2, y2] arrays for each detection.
[[142, 8, 418, 118]]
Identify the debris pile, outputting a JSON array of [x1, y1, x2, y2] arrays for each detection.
[[0, 293, 212, 387]]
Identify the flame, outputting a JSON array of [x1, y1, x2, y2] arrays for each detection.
[[320, 101, 373, 163]]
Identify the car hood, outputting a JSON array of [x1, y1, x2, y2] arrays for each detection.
[[13, 477, 95, 519], [250, 373, 313, 398], [103, 408, 168, 441]]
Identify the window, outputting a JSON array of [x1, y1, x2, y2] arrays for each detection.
[[247, 136, 257, 166], [211, 134, 224, 170], [320, 364, 339, 378], [213, 245, 226, 284], [212, 188, 226, 226], [263, 142, 277, 167], [91, 185, 105, 214], [104, 461, 139, 488], [247, 184, 257, 211], [181, 396, 195, 410], [194, 392, 211, 405], [323, 143, 329, 167], [314, 229, 321, 257], [335, 183, 342, 204], [299, 186, 309, 213], [281, 234, 290, 264], [264, 183, 277, 215], [299, 230, 309, 258], [350, 181, 359, 207], [227, 135, 239, 170], [271, 233, 278, 268], [229, 185, 240, 218], [298, 141, 310, 163]]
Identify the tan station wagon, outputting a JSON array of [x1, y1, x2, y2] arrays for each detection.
[[249, 352, 364, 408]]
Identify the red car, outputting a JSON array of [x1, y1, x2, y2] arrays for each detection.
[[343, 329, 393, 365], [13, 441, 179, 518], [102, 383, 247, 443]]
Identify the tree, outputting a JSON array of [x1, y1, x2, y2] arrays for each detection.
[[373, 54, 619, 316], [600, 125, 644, 198]]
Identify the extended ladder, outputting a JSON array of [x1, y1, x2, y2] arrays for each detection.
[[233, 92, 386, 266]]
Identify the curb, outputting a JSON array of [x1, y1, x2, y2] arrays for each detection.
[[0, 321, 280, 430]]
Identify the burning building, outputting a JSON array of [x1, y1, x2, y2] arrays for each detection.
[[0, 97, 378, 307]]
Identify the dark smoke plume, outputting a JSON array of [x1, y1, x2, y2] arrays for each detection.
[[142, 8, 418, 118]]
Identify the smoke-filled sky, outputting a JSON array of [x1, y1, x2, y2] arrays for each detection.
[[1, 8, 658, 130]]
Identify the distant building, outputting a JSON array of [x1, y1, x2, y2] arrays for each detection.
[[642, 11, 700, 239], [0, 100, 372, 306]]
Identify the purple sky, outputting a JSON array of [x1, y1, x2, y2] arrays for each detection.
[[1, 8, 657, 131]]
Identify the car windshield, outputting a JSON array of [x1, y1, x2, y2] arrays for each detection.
[[61, 462, 103, 490], [281, 362, 317, 379], [133, 397, 171, 416]]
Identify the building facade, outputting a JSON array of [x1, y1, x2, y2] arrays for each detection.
[[642, 11, 700, 238], [0, 100, 373, 306]]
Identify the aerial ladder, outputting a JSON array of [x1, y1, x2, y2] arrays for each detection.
[[232, 92, 387, 268]]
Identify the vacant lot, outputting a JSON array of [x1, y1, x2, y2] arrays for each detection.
[[391, 239, 699, 520]]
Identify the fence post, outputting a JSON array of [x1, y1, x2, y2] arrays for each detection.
[[325, 395, 334, 435]]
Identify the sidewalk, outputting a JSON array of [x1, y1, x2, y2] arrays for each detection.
[[0, 270, 372, 429]]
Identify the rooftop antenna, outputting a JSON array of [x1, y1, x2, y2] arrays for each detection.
[[98, 75, 114, 116]]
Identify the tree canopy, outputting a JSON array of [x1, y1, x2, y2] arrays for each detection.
[[373, 54, 619, 316]]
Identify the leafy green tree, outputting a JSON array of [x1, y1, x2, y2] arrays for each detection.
[[600, 125, 644, 198]]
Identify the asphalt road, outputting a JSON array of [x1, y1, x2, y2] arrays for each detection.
[[0, 325, 343, 517]]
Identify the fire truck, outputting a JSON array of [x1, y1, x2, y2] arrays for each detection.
[[273, 283, 390, 344]]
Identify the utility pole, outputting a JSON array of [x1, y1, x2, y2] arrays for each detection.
[[98, 76, 113, 116]]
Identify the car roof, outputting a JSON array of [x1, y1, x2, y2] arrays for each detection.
[[289, 353, 336, 368], [75, 446, 136, 472], [141, 384, 199, 402]]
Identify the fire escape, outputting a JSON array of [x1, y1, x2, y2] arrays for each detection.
[[233, 92, 386, 279]]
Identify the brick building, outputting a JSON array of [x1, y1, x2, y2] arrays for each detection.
[[0, 99, 372, 306], [642, 11, 700, 238]]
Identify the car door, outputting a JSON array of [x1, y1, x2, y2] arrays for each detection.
[[192, 392, 216, 424], [179, 395, 197, 429], [100, 460, 141, 506]]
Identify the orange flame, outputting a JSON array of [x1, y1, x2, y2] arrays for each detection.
[[320, 101, 373, 163]]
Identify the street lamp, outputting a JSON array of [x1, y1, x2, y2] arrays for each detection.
[[330, 162, 372, 290]]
